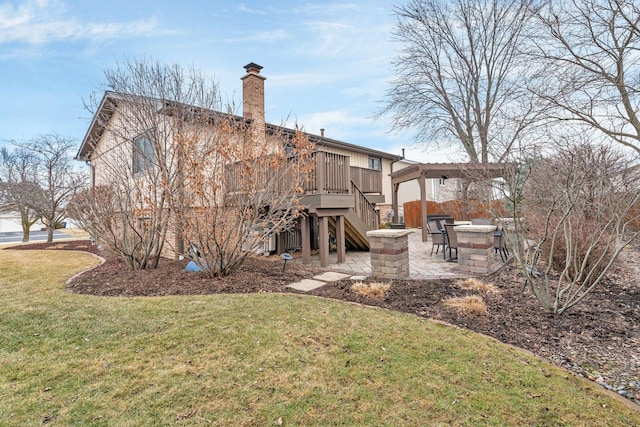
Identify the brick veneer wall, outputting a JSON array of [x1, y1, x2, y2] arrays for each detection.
[[456, 225, 501, 274], [366, 229, 414, 279]]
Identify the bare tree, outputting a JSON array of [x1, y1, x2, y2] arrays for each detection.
[[77, 60, 215, 270], [380, 0, 543, 163], [178, 120, 314, 277], [532, 0, 640, 155], [67, 185, 123, 247], [499, 139, 640, 314], [75, 58, 314, 275], [0, 147, 42, 242], [17, 135, 86, 243]]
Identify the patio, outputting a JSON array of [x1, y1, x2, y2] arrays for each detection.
[[296, 228, 471, 280]]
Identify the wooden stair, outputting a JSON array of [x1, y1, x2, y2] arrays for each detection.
[[328, 212, 369, 251]]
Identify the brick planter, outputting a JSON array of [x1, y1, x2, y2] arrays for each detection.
[[366, 229, 414, 279], [456, 225, 501, 274]]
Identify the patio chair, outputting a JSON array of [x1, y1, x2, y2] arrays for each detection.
[[493, 226, 510, 262], [443, 224, 458, 260], [427, 214, 453, 230], [427, 220, 446, 256]]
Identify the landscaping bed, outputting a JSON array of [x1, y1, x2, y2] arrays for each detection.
[[7, 239, 640, 407]]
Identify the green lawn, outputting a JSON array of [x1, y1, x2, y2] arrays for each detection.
[[1, 249, 638, 426]]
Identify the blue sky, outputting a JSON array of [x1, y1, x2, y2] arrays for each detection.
[[0, 0, 459, 162]]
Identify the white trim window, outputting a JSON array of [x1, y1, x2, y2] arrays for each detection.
[[132, 136, 154, 175], [368, 156, 381, 171]]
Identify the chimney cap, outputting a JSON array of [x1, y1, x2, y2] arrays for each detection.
[[243, 62, 263, 73]]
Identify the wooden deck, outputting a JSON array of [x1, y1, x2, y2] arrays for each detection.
[[225, 150, 384, 266]]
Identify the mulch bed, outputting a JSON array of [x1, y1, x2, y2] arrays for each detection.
[[6, 239, 640, 406]]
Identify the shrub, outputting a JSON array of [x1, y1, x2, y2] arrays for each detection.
[[509, 141, 640, 313]]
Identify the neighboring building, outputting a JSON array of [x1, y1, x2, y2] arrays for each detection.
[[0, 212, 44, 233], [76, 63, 402, 267], [388, 158, 464, 223]]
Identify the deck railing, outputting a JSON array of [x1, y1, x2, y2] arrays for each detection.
[[311, 151, 350, 194], [224, 157, 296, 194], [225, 150, 351, 195], [350, 166, 382, 193], [224, 151, 380, 235]]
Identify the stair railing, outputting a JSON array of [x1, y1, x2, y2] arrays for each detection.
[[350, 180, 380, 230]]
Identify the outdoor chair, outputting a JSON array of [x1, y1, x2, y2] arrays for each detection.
[[443, 224, 458, 261], [493, 226, 510, 262], [427, 214, 453, 231], [427, 220, 446, 256], [443, 217, 455, 225]]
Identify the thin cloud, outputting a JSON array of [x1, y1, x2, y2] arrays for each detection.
[[221, 29, 289, 43], [237, 3, 267, 15], [292, 3, 360, 15], [0, 0, 160, 45], [296, 14, 393, 60], [268, 72, 338, 88], [297, 110, 372, 139]]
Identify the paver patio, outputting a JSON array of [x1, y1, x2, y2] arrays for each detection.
[[296, 229, 471, 280]]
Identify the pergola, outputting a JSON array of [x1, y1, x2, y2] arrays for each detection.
[[390, 162, 512, 242]]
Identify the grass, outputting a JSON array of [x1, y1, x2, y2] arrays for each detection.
[[59, 228, 91, 238], [351, 281, 390, 299], [457, 278, 497, 293], [443, 296, 489, 315], [1, 249, 639, 426]]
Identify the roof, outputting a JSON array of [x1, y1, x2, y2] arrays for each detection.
[[390, 162, 514, 185], [75, 91, 403, 162], [265, 123, 402, 161], [75, 91, 117, 161]]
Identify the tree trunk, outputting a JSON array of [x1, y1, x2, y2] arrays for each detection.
[[20, 211, 31, 242], [460, 180, 471, 220], [47, 225, 54, 243], [21, 216, 31, 243]]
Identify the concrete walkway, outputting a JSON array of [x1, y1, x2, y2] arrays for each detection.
[[295, 229, 471, 280], [287, 271, 352, 292]]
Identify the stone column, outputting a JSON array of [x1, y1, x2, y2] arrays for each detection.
[[366, 229, 414, 280], [456, 225, 500, 274]]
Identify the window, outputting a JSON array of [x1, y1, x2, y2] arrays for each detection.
[[439, 177, 446, 186], [368, 156, 381, 171], [133, 136, 154, 175], [283, 142, 295, 157]]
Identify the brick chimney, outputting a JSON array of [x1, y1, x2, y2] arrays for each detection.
[[241, 62, 266, 123]]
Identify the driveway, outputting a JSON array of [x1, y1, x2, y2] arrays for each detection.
[[0, 230, 75, 244]]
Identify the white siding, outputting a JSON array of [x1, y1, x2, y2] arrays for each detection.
[[0, 213, 44, 233]]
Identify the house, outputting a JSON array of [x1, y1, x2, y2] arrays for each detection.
[[75, 63, 402, 267], [392, 158, 465, 220], [0, 211, 45, 233]]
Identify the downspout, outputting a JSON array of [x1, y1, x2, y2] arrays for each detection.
[[86, 160, 95, 189], [390, 148, 405, 173]]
